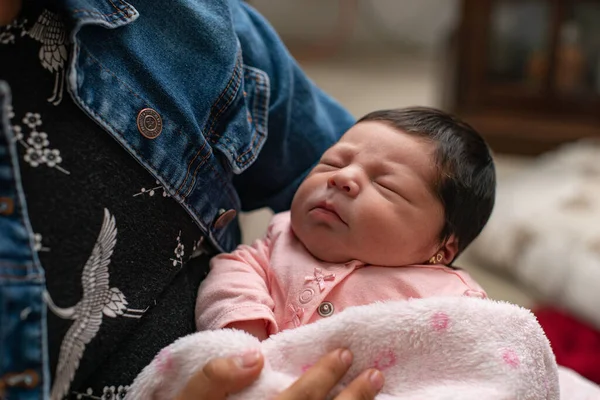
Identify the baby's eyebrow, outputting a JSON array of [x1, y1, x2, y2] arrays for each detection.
[[332, 142, 354, 152], [326, 144, 356, 158]]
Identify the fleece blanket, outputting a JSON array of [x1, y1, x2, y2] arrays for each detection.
[[467, 140, 600, 330], [126, 297, 600, 399]]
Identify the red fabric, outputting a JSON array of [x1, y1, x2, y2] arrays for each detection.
[[535, 307, 600, 384]]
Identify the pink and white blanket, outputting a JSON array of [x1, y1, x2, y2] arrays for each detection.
[[126, 297, 600, 399]]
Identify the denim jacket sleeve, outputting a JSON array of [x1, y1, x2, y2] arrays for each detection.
[[230, 1, 356, 213]]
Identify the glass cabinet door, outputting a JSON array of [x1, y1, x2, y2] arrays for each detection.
[[554, 1, 600, 96], [487, 0, 551, 92]]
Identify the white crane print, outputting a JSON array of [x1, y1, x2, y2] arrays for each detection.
[[44, 209, 147, 400], [26, 9, 68, 105]]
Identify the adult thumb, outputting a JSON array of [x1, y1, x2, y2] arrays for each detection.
[[175, 349, 264, 400]]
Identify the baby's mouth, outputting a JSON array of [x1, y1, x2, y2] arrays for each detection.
[[311, 201, 347, 225]]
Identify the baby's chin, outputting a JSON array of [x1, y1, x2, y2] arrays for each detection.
[[294, 228, 353, 264], [307, 246, 354, 264], [296, 228, 425, 266], [309, 245, 353, 264]]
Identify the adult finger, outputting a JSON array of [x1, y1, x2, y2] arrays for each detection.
[[275, 348, 353, 400], [174, 349, 263, 400], [335, 369, 384, 400]]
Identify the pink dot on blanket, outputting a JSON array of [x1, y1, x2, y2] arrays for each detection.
[[431, 312, 450, 331], [502, 349, 520, 368], [301, 364, 313, 373], [371, 349, 397, 370], [156, 349, 173, 373]]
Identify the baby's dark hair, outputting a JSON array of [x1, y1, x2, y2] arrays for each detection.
[[357, 107, 496, 257]]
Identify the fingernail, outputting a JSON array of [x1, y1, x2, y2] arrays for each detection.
[[235, 349, 261, 368], [339, 349, 353, 366], [368, 370, 384, 391]]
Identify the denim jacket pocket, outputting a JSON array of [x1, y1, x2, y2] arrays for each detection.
[[207, 61, 270, 175]]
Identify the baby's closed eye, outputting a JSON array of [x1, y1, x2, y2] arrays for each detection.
[[320, 158, 345, 169]]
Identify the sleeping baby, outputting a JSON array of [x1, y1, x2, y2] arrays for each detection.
[[195, 106, 496, 339]]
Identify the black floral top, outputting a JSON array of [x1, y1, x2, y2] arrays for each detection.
[[1, 3, 211, 399]]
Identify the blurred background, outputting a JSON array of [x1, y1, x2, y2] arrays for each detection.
[[241, 0, 600, 382]]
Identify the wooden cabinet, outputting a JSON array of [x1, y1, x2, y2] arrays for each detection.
[[450, 0, 600, 154]]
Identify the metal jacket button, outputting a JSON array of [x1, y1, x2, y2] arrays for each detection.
[[0, 369, 40, 390], [0, 197, 14, 215], [213, 209, 237, 230], [137, 108, 163, 139]]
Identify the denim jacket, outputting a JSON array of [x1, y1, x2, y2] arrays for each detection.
[[0, 0, 354, 398]]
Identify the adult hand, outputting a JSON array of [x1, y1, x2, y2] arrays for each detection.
[[175, 348, 384, 400], [275, 348, 384, 400], [0, 0, 21, 26], [174, 349, 264, 400]]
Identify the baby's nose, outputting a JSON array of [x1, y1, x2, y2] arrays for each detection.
[[327, 171, 359, 197]]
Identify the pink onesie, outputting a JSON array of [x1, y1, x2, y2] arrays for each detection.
[[196, 211, 486, 335]]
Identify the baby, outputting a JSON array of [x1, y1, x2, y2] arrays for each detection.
[[196, 107, 496, 340]]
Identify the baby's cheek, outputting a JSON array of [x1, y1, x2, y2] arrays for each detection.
[[360, 207, 402, 241]]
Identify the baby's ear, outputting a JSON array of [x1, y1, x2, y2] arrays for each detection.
[[440, 235, 459, 264]]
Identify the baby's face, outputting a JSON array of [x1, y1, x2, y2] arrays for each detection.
[[291, 121, 445, 266]]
